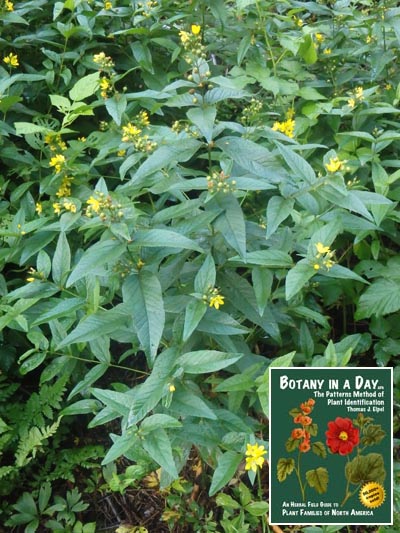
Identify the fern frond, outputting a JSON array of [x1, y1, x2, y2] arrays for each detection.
[[15, 417, 62, 468]]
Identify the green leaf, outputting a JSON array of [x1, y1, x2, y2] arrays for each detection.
[[132, 229, 203, 252], [19, 352, 46, 375], [361, 424, 386, 446], [122, 271, 165, 365], [38, 483, 52, 514], [69, 72, 100, 101], [277, 458, 295, 482], [298, 34, 318, 64], [142, 428, 178, 479], [276, 142, 316, 184], [209, 451, 242, 496], [90, 388, 131, 418], [245, 501, 269, 517], [31, 297, 85, 326], [102, 431, 138, 464], [312, 441, 327, 458], [215, 493, 241, 510], [52, 232, 71, 286], [345, 453, 386, 485], [187, 106, 216, 143], [68, 364, 109, 400], [14, 122, 49, 135], [176, 350, 243, 374], [194, 254, 216, 293], [213, 194, 246, 259], [105, 94, 127, 126], [140, 414, 182, 434], [66, 240, 126, 287], [306, 467, 329, 494], [56, 306, 131, 348], [285, 260, 315, 300], [169, 389, 217, 419], [230, 249, 293, 268], [266, 196, 294, 238], [252, 267, 273, 315], [356, 278, 400, 319], [183, 299, 207, 342]]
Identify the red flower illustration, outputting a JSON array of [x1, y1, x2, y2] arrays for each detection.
[[326, 417, 359, 455]]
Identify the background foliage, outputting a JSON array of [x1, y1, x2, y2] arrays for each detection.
[[1, 0, 399, 531]]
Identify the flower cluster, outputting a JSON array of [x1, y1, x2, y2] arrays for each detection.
[[53, 199, 77, 215], [240, 98, 263, 126], [272, 109, 295, 138], [44, 133, 67, 152], [245, 442, 267, 473], [202, 287, 225, 310], [290, 398, 316, 453], [347, 86, 364, 109], [26, 267, 45, 283], [3, 52, 18, 68], [313, 242, 335, 271], [325, 156, 346, 173], [179, 24, 206, 63], [1, 0, 13, 11], [93, 52, 115, 70], [49, 154, 66, 174], [121, 111, 156, 152], [85, 192, 124, 222], [325, 417, 359, 456], [207, 170, 236, 195], [56, 176, 73, 198]]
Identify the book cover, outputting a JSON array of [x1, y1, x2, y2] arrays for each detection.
[[269, 367, 393, 525]]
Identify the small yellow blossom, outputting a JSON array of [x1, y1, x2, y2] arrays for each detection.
[[272, 117, 295, 138], [355, 86, 364, 100], [104, 1, 112, 9], [315, 242, 330, 256], [86, 196, 101, 214], [179, 30, 190, 45], [137, 110, 150, 127], [56, 176, 73, 197], [313, 263, 320, 270], [347, 97, 356, 109], [385, 83, 392, 91], [53, 202, 62, 215], [93, 52, 114, 69], [169, 384, 176, 392], [35, 202, 43, 215], [3, 52, 19, 67], [209, 293, 225, 309], [191, 24, 201, 35], [64, 201, 77, 213], [117, 149, 126, 157], [366, 35, 372, 44], [49, 154, 66, 173], [315, 33, 325, 43], [245, 443, 267, 473], [325, 156, 345, 173], [4, 0, 13, 11], [323, 48, 332, 55], [121, 123, 142, 142]]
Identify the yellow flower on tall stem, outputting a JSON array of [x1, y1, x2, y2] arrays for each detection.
[[245, 443, 267, 472], [3, 52, 19, 67]]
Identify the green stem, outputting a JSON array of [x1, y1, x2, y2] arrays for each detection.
[[256, 469, 267, 533], [295, 449, 306, 501]]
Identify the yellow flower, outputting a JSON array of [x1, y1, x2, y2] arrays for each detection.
[[245, 443, 267, 473], [64, 200, 77, 213], [35, 202, 42, 215], [315, 33, 325, 43], [313, 263, 320, 270], [49, 154, 66, 173], [53, 202, 62, 215], [179, 30, 190, 44], [86, 196, 101, 214], [315, 242, 330, 256], [3, 52, 19, 67], [104, 1, 112, 9], [272, 117, 295, 138], [191, 24, 201, 35], [325, 156, 344, 173], [169, 384, 176, 392], [209, 293, 225, 310], [347, 97, 355, 109], [355, 86, 364, 100], [366, 35, 372, 44], [323, 48, 332, 55], [121, 122, 142, 142], [5, 0, 13, 11]]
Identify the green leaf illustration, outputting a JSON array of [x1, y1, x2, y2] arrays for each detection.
[[312, 441, 327, 458], [361, 424, 386, 446], [306, 467, 329, 494], [277, 458, 295, 482], [345, 453, 386, 485]]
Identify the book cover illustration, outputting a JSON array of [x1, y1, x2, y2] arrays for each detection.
[[269, 367, 392, 525]]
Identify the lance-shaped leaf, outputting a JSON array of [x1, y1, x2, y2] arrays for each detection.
[[306, 467, 329, 494], [132, 229, 203, 252], [213, 194, 246, 259], [183, 299, 207, 342], [187, 106, 216, 143], [266, 196, 294, 238], [122, 271, 165, 365], [285, 260, 315, 300], [277, 458, 295, 482], [209, 451, 242, 496], [142, 428, 179, 479], [176, 350, 243, 374], [356, 278, 400, 319]]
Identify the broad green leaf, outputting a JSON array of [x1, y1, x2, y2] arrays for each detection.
[[345, 453, 386, 485], [31, 297, 85, 326], [285, 260, 315, 300], [266, 196, 294, 238], [105, 93, 127, 126], [183, 299, 207, 342], [230, 249, 293, 268], [69, 72, 100, 101], [277, 458, 295, 482], [194, 254, 216, 293], [102, 431, 138, 465], [276, 142, 316, 184], [52, 232, 71, 286], [176, 350, 243, 374], [213, 194, 246, 259], [187, 106, 216, 143], [66, 240, 126, 287], [56, 306, 131, 348], [198, 309, 249, 335], [60, 399, 102, 417], [322, 264, 367, 284], [169, 389, 217, 419], [252, 267, 273, 316], [215, 374, 256, 392], [68, 364, 109, 400], [298, 34, 318, 64], [19, 352, 46, 375], [132, 229, 203, 252], [142, 428, 178, 478], [245, 501, 269, 516], [122, 271, 165, 365], [306, 467, 329, 494], [140, 414, 182, 434], [356, 278, 400, 319], [90, 388, 131, 418], [209, 451, 242, 496], [14, 122, 49, 135]]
